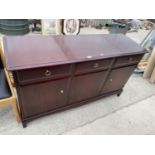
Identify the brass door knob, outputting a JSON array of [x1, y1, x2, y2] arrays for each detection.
[[45, 70, 52, 76], [110, 78, 113, 82], [93, 63, 99, 68], [60, 90, 64, 94]]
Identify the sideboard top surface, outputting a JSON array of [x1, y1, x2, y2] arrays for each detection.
[[3, 34, 146, 71]]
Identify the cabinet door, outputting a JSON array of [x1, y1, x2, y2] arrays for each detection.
[[69, 71, 107, 104], [20, 78, 69, 118], [102, 65, 135, 93]]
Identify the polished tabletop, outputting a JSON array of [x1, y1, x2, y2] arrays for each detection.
[[3, 34, 146, 70]]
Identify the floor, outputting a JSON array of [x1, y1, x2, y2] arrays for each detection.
[[1, 27, 155, 135]]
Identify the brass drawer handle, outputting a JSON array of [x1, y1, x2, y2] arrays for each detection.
[[45, 70, 52, 76], [60, 90, 64, 94], [93, 63, 99, 68]]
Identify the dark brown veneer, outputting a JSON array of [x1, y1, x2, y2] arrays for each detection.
[[3, 34, 146, 127]]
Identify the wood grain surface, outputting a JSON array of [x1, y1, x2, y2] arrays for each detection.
[[3, 34, 146, 71]]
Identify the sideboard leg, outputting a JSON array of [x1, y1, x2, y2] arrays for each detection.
[[22, 121, 27, 128], [117, 89, 123, 97], [117, 93, 121, 97]]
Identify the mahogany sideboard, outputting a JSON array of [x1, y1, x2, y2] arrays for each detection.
[[3, 34, 147, 127]]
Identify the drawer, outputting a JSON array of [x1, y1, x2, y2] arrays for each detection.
[[114, 54, 142, 67], [75, 58, 113, 74], [17, 64, 71, 84]]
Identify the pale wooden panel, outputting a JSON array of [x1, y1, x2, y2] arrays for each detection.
[[143, 47, 155, 78]]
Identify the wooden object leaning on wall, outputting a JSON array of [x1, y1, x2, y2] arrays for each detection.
[[0, 39, 15, 86], [143, 47, 155, 83], [0, 41, 21, 122]]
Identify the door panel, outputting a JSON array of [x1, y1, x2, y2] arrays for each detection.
[[102, 65, 135, 93], [69, 71, 107, 104], [20, 78, 69, 118]]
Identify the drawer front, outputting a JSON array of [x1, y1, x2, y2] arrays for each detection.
[[75, 58, 113, 74], [114, 54, 142, 67], [17, 64, 71, 83]]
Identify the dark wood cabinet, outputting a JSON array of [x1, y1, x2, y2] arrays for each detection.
[[3, 34, 147, 127]]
